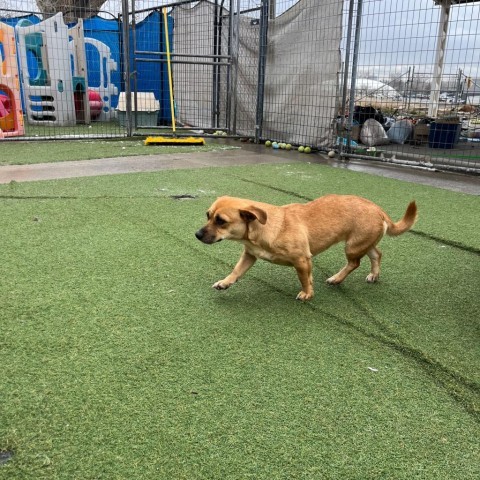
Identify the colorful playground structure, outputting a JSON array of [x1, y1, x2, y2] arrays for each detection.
[[69, 18, 91, 124], [15, 13, 119, 127], [82, 36, 118, 121], [0, 12, 120, 137], [16, 13, 78, 126], [0, 21, 24, 137]]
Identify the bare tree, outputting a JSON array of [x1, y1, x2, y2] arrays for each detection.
[[35, 0, 106, 21], [411, 75, 431, 94], [0, 0, 18, 17], [387, 76, 406, 93]]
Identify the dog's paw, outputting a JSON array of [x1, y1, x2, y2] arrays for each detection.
[[296, 291, 313, 301], [212, 280, 232, 290], [366, 273, 379, 283], [326, 275, 341, 285]]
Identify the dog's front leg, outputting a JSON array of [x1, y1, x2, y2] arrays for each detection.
[[294, 256, 314, 301], [213, 250, 257, 290]]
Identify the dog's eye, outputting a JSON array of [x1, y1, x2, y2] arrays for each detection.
[[215, 216, 227, 226]]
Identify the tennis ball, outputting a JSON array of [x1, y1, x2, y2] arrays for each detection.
[[272, 142, 279, 149], [285, 144, 292, 150], [304, 146, 312, 154], [328, 150, 336, 158], [280, 143, 286, 149], [298, 146, 304, 153], [265, 140, 272, 147]]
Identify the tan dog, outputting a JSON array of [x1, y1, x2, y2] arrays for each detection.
[[195, 195, 417, 300]]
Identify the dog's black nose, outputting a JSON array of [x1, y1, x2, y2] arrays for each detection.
[[195, 229, 204, 240]]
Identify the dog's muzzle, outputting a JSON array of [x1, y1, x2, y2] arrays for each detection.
[[195, 227, 220, 244]]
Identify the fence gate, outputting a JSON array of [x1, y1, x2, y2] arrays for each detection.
[[125, 0, 260, 138]]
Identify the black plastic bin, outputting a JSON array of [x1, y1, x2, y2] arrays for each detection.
[[428, 122, 461, 149]]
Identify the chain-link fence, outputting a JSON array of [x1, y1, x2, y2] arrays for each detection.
[[338, 0, 480, 173], [1, 1, 479, 172], [0, 1, 124, 139]]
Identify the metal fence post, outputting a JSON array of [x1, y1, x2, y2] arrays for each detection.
[[230, 0, 241, 135], [255, 0, 269, 143], [346, 0, 364, 151], [121, 0, 132, 136], [339, 0, 356, 157]]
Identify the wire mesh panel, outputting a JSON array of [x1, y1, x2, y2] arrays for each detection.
[[261, 0, 342, 147], [1, 0, 479, 175], [0, 1, 125, 140], [127, 1, 238, 136], [232, 3, 263, 138], [129, 7, 169, 131], [340, 0, 480, 173], [171, 1, 233, 133], [168, 0, 341, 144], [144, 1, 264, 138]]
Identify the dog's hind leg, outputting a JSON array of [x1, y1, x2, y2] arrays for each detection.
[[326, 256, 361, 285], [366, 246, 382, 283], [326, 238, 373, 285]]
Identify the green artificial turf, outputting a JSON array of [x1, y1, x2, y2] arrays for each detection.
[[0, 138, 236, 166], [22, 121, 122, 137], [0, 163, 479, 479]]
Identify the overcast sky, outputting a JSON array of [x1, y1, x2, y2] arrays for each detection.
[[355, 0, 480, 78], [3, 0, 479, 78]]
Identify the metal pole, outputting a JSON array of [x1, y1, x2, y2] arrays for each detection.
[[135, 52, 231, 59], [215, 0, 226, 129], [136, 58, 230, 66], [212, 0, 219, 128], [339, 0, 356, 155], [255, 0, 269, 143], [132, 0, 137, 129], [231, 0, 241, 135], [121, 0, 132, 136], [407, 66, 414, 112], [454, 68, 462, 105], [268, 0, 276, 20], [347, 0, 364, 151], [428, 0, 451, 118], [225, 0, 234, 131], [404, 66, 411, 111]]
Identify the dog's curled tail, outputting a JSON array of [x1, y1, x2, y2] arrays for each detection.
[[385, 201, 418, 237]]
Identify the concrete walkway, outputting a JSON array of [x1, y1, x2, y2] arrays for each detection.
[[0, 147, 302, 184], [0, 143, 479, 195]]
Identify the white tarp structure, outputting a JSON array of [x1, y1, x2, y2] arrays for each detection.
[[262, 0, 342, 145], [173, 0, 343, 146], [350, 79, 401, 99]]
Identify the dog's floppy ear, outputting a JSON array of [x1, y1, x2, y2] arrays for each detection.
[[240, 206, 267, 225]]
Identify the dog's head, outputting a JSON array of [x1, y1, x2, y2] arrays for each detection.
[[195, 196, 267, 244]]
